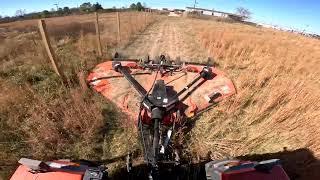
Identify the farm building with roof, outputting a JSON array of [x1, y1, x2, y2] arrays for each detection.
[[185, 7, 244, 21]]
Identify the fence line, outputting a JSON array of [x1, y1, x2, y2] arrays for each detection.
[[37, 11, 158, 77]]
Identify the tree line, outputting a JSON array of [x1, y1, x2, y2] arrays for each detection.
[[0, 1, 147, 23]]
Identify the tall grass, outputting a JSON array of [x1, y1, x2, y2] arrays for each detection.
[[0, 11, 158, 178], [3, 12, 319, 179], [186, 19, 320, 161]]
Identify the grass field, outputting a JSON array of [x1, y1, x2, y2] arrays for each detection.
[[190, 18, 320, 156], [0, 13, 319, 179], [187, 18, 320, 179]]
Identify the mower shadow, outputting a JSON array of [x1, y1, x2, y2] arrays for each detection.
[[237, 148, 320, 180], [110, 160, 208, 180], [107, 148, 320, 180]]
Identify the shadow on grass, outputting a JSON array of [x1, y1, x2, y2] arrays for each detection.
[[109, 160, 208, 180], [106, 148, 320, 180], [237, 148, 320, 180]]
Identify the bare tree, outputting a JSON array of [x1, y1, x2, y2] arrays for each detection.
[[235, 7, 252, 19], [15, 9, 26, 17]]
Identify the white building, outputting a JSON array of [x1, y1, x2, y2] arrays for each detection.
[[185, 7, 243, 21]]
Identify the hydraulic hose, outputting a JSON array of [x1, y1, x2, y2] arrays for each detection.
[[152, 118, 160, 166]]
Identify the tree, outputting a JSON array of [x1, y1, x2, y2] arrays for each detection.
[[92, 2, 103, 11], [63, 7, 71, 14], [41, 10, 50, 18], [130, 2, 145, 11], [57, 8, 64, 15], [130, 3, 137, 10], [15, 9, 26, 17], [235, 7, 252, 19], [136, 2, 144, 11], [80, 2, 92, 12]]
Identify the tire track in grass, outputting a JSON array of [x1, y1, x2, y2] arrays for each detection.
[[122, 18, 210, 62]]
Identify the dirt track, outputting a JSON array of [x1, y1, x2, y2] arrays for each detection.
[[121, 17, 210, 62]]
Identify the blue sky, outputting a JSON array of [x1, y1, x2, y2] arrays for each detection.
[[0, 0, 319, 34]]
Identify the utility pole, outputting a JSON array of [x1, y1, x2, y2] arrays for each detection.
[[193, 0, 197, 8], [54, 3, 59, 11]]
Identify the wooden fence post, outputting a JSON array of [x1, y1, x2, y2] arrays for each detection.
[[129, 12, 133, 36], [145, 12, 147, 27], [116, 12, 121, 45], [94, 12, 103, 56], [136, 12, 138, 31], [38, 19, 66, 81]]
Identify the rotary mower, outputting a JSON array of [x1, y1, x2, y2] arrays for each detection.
[[10, 54, 289, 180]]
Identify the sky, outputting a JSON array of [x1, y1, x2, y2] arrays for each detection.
[[0, 0, 319, 34]]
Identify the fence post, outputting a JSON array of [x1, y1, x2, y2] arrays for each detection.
[[116, 12, 121, 45], [145, 12, 147, 27], [94, 12, 103, 56], [136, 12, 140, 31], [38, 19, 66, 81], [129, 12, 133, 36]]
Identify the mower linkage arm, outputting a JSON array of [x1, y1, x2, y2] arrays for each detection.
[[113, 61, 148, 97], [112, 61, 213, 112], [168, 65, 213, 104], [112, 61, 156, 112]]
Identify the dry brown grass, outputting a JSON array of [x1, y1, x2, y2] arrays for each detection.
[[0, 11, 158, 178], [2, 12, 319, 179], [23, 88, 106, 159], [184, 19, 320, 161]]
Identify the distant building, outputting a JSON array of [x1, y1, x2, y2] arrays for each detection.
[[173, 9, 185, 13], [168, 11, 182, 17], [185, 7, 244, 21]]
